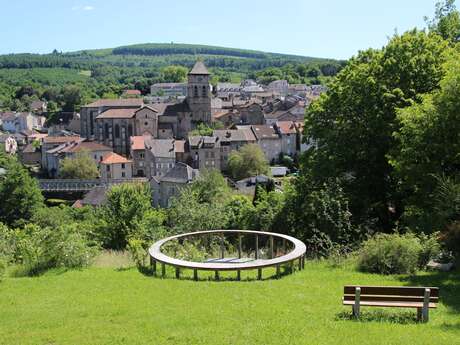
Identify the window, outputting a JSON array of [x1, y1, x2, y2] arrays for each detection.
[[104, 123, 109, 138], [128, 124, 133, 137], [144, 122, 148, 126], [140, 153, 144, 159], [122, 172, 125, 178], [106, 165, 110, 171], [121, 163, 125, 169], [202, 85, 207, 97], [115, 124, 120, 138], [194, 86, 198, 98]]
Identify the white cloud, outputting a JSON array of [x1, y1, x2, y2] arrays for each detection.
[[71, 5, 95, 11]]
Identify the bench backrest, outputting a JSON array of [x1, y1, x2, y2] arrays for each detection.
[[343, 286, 439, 304]]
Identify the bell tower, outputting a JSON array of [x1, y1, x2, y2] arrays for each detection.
[[187, 60, 211, 124]]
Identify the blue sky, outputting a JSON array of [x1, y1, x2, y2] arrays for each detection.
[[0, 0, 454, 59]]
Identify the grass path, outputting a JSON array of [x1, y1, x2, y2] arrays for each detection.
[[0, 261, 459, 345]]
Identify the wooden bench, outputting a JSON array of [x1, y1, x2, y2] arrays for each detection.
[[343, 285, 439, 322]]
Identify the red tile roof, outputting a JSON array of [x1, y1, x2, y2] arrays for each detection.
[[130, 136, 146, 151], [174, 140, 185, 153], [101, 152, 132, 165], [276, 121, 297, 134]]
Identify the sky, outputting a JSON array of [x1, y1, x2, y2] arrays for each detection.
[[0, 0, 455, 60]]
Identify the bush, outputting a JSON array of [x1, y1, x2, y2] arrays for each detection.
[[440, 221, 460, 257], [418, 232, 441, 268], [358, 233, 423, 275], [14, 223, 97, 275], [0, 256, 6, 281], [127, 239, 148, 268]]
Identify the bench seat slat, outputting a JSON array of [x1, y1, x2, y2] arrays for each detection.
[[344, 286, 439, 297], [343, 294, 438, 303], [343, 300, 437, 308]]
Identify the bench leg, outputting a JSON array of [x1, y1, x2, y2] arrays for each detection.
[[193, 269, 198, 281], [353, 287, 361, 318], [417, 308, 422, 321]]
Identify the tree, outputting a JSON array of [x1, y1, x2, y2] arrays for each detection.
[[281, 177, 360, 257], [390, 56, 460, 230], [426, 0, 460, 43], [0, 153, 44, 227], [303, 30, 449, 229], [189, 169, 231, 204], [59, 151, 99, 179], [161, 65, 188, 82], [228, 144, 269, 180], [99, 183, 165, 249], [61, 85, 82, 112]]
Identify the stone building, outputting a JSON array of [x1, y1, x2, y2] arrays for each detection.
[[145, 138, 176, 178], [151, 162, 198, 207], [80, 98, 144, 140], [275, 121, 297, 157], [130, 136, 147, 177], [250, 125, 282, 163], [100, 152, 133, 180], [187, 136, 221, 171], [187, 61, 212, 124], [213, 128, 257, 170]]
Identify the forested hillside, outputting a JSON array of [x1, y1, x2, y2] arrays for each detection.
[[0, 43, 344, 113]]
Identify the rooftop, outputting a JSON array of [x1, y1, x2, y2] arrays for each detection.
[[83, 98, 144, 108], [251, 125, 279, 140], [213, 128, 256, 142], [101, 152, 132, 165], [130, 136, 146, 151], [276, 121, 297, 135], [160, 162, 197, 183], [189, 60, 210, 75], [145, 138, 175, 158], [96, 108, 138, 119], [43, 136, 81, 144]]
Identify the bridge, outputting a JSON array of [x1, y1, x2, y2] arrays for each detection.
[[38, 178, 149, 192]]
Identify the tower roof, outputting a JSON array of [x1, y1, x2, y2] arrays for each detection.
[[189, 60, 210, 75]]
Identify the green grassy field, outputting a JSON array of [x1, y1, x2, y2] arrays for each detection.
[[0, 259, 459, 345]]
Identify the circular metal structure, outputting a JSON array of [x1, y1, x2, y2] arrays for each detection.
[[148, 230, 307, 280]]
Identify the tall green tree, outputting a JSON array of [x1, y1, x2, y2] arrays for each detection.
[[426, 0, 460, 43], [228, 144, 269, 180], [161, 65, 188, 82], [390, 55, 460, 230], [100, 183, 165, 249], [303, 30, 449, 229], [59, 151, 99, 179], [0, 153, 44, 226]]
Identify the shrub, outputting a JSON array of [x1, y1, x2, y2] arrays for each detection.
[[418, 232, 441, 268], [127, 238, 148, 268], [358, 233, 423, 274], [100, 183, 166, 249], [14, 223, 97, 275], [440, 221, 460, 257], [0, 256, 6, 281]]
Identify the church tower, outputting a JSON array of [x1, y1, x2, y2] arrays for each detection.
[[187, 60, 212, 124]]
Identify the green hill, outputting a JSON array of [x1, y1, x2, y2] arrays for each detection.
[[0, 43, 345, 112]]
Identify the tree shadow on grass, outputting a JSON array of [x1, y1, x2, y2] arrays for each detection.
[[336, 310, 419, 324], [398, 269, 460, 314], [137, 264, 297, 282]]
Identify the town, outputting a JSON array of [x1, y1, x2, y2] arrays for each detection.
[[1, 1, 459, 345], [0, 60, 325, 207]]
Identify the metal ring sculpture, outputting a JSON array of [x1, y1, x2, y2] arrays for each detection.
[[148, 230, 307, 280]]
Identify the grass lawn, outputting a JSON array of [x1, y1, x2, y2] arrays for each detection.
[[0, 258, 459, 345]]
